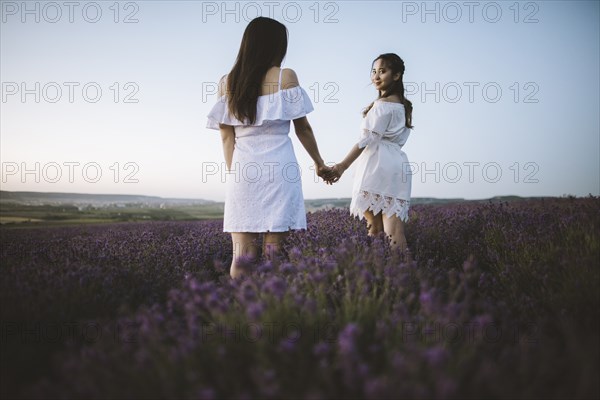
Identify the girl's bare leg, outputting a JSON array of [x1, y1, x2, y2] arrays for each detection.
[[263, 232, 289, 261], [364, 210, 384, 236], [230, 232, 260, 279], [382, 214, 408, 254]]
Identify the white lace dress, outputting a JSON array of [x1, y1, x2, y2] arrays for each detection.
[[206, 73, 314, 232], [349, 100, 412, 222]]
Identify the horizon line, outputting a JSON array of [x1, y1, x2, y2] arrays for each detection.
[[1, 189, 592, 202]]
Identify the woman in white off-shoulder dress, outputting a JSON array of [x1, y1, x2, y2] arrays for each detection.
[[331, 53, 414, 254], [206, 17, 334, 279]]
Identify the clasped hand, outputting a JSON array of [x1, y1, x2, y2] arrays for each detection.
[[316, 163, 345, 185]]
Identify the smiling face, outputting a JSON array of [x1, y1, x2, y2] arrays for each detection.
[[371, 58, 401, 95]]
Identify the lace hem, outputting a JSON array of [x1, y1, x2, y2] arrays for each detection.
[[350, 190, 410, 222]]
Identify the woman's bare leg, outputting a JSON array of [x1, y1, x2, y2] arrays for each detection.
[[230, 232, 260, 279], [263, 232, 288, 261], [364, 210, 384, 236], [382, 214, 408, 254]]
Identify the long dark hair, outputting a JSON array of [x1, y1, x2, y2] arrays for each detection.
[[363, 53, 414, 129], [227, 17, 288, 124]]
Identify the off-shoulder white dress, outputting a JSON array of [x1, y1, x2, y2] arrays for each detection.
[[206, 69, 314, 232], [349, 100, 412, 222]]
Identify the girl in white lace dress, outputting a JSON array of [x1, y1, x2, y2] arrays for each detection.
[[206, 17, 334, 279], [331, 53, 414, 253]]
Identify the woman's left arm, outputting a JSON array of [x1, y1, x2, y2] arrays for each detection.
[[292, 116, 331, 179]]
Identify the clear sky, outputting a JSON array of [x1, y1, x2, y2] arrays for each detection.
[[1, 0, 599, 201]]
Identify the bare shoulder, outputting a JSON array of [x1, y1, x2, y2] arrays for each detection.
[[218, 74, 227, 97], [281, 68, 300, 90]]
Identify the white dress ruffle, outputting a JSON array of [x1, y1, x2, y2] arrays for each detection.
[[207, 82, 314, 232], [349, 100, 413, 222], [207, 86, 314, 129]]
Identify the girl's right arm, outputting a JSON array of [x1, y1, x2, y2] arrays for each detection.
[[333, 144, 365, 179]]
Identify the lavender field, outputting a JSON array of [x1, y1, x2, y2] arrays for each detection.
[[1, 197, 598, 399]]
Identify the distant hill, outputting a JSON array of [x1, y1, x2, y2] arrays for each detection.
[[0, 190, 549, 210], [0, 191, 561, 226], [303, 195, 537, 211], [0, 191, 214, 207]]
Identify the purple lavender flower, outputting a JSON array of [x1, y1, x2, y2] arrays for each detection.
[[337, 323, 360, 355], [424, 345, 448, 367], [279, 262, 295, 274], [257, 260, 273, 274], [196, 387, 216, 400], [419, 289, 435, 314], [246, 301, 265, 320], [312, 341, 330, 358], [240, 280, 257, 302], [262, 275, 287, 300], [278, 338, 296, 353], [364, 377, 389, 400], [3, 198, 598, 399]]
